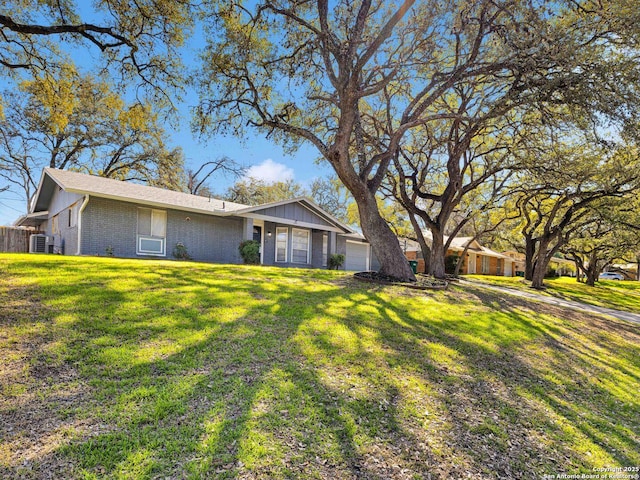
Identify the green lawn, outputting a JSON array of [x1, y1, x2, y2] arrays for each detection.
[[1, 254, 639, 479], [465, 274, 640, 313]]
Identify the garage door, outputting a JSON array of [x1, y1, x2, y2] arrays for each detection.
[[504, 260, 512, 277], [345, 241, 370, 271]]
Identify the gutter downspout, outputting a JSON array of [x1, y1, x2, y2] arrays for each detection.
[[76, 195, 90, 255]]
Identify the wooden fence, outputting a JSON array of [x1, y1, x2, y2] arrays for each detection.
[[0, 227, 39, 253]]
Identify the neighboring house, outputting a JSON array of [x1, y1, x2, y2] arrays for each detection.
[[17, 168, 375, 270], [403, 235, 516, 276], [502, 251, 526, 276], [502, 251, 575, 277]]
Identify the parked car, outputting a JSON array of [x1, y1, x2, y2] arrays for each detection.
[[599, 272, 625, 281]]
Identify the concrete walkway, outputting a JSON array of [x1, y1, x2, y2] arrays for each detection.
[[458, 279, 640, 325]]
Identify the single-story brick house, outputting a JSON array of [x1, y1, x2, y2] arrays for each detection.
[[501, 250, 526, 276], [502, 250, 576, 277], [402, 235, 516, 276], [17, 168, 378, 271]]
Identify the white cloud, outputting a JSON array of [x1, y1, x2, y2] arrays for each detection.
[[244, 159, 294, 184]]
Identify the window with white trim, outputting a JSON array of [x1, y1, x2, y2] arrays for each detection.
[[68, 202, 79, 228], [481, 255, 490, 274], [291, 228, 310, 264], [275, 227, 288, 262], [137, 208, 167, 256], [322, 233, 328, 267]]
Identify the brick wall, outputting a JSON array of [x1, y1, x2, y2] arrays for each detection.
[[405, 250, 426, 273], [80, 197, 244, 263], [81, 197, 138, 257], [406, 248, 513, 276]]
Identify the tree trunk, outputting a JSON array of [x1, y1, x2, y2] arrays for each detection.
[[524, 235, 536, 281], [420, 245, 431, 275], [530, 262, 546, 289], [357, 192, 416, 282], [573, 258, 582, 282], [408, 212, 430, 274], [454, 245, 470, 277], [430, 228, 447, 279], [571, 255, 586, 283], [530, 241, 550, 289], [585, 251, 599, 287]]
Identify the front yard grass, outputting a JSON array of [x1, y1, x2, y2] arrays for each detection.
[[465, 274, 640, 313], [1, 254, 639, 479]]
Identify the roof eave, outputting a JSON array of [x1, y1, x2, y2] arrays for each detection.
[[31, 169, 60, 213], [63, 188, 237, 218], [233, 197, 354, 234], [14, 211, 49, 227]]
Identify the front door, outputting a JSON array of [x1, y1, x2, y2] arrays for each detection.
[[468, 252, 476, 274], [253, 226, 263, 264]]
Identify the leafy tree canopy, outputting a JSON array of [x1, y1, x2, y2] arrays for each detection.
[[0, 68, 185, 207], [194, 0, 640, 281], [0, 0, 195, 104], [223, 177, 305, 206]]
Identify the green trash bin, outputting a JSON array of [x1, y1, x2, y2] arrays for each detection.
[[408, 260, 418, 273]]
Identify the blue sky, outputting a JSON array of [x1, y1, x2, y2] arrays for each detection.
[[0, 116, 333, 226], [0, 8, 335, 226]]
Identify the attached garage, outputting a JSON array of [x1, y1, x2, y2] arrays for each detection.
[[504, 260, 513, 277], [345, 240, 370, 271]]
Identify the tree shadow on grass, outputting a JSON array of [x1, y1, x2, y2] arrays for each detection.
[[2, 259, 412, 478], [328, 284, 640, 475], [1, 257, 638, 479], [529, 277, 640, 314]]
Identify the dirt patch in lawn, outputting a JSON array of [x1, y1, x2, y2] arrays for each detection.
[[0, 275, 108, 479]]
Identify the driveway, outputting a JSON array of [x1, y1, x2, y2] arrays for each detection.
[[458, 279, 640, 325]]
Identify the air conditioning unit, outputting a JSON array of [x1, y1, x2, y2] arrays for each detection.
[[29, 234, 49, 253]]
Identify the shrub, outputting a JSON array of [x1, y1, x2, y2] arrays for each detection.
[[328, 253, 346, 270], [173, 242, 192, 260], [105, 245, 114, 257], [239, 240, 260, 264]]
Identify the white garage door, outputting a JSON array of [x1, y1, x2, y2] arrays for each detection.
[[345, 241, 370, 271], [504, 260, 512, 277]]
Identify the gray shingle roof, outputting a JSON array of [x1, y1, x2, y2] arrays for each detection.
[[44, 168, 249, 215]]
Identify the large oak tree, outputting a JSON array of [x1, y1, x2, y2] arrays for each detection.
[[514, 141, 640, 289], [195, 0, 640, 281], [563, 204, 639, 286], [382, 0, 640, 279], [0, 69, 185, 207]]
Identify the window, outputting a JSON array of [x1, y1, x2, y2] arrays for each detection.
[[291, 228, 310, 264], [322, 233, 328, 267], [481, 256, 490, 274], [496, 259, 502, 275], [275, 227, 288, 262], [137, 208, 166, 256], [68, 203, 78, 228]]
